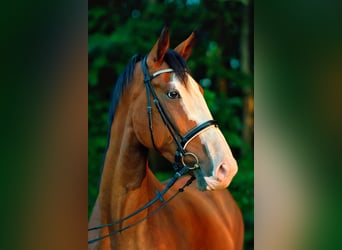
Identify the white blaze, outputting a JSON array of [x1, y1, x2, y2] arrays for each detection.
[[171, 74, 237, 189]]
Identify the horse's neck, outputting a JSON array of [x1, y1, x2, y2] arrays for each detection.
[[99, 102, 161, 224]]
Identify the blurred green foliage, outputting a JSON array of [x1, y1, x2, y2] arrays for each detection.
[[89, 1, 253, 249]]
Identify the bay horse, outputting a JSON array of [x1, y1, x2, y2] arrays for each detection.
[[88, 27, 244, 250]]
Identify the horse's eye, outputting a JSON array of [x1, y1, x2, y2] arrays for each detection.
[[167, 90, 180, 99]]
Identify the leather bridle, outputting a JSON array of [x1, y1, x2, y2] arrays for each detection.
[[141, 56, 218, 171], [88, 56, 219, 244]]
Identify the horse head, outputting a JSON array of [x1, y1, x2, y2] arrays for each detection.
[[132, 27, 238, 191]]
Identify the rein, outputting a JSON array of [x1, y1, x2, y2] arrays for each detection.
[[88, 56, 218, 244], [88, 166, 194, 244]]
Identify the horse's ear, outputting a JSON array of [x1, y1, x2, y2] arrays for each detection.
[[147, 27, 170, 68], [174, 32, 195, 60]]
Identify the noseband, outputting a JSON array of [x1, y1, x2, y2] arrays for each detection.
[[141, 56, 218, 171]]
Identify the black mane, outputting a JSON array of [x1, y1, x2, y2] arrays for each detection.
[[108, 49, 188, 132]]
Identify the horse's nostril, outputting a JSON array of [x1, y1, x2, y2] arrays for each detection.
[[216, 163, 228, 181]]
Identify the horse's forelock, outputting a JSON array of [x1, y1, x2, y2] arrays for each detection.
[[164, 49, 189, 84]]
